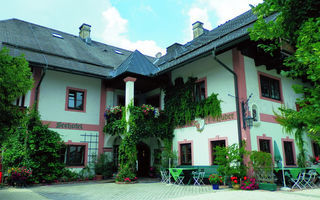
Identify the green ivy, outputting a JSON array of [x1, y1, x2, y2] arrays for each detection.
[[164, 77, 222, 127], [103, 77, 222, 181]]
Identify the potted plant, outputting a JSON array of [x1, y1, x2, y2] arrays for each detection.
[[249, 151, 276, 191], [209, 174, 222, 190], [215, 142, 247, 187], [94, 154, 113, 181], [230, 176, 240, 189]]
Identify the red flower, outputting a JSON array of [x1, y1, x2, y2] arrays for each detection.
[[234, 180, 238, 184], [243, 176, 247, 180]]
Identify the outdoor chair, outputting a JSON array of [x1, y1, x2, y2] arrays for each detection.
[[160, 170, 170, 184], [192, 171, 205, 186], [302, 170, 317, 188], [172, 169, 184, 185], [291, 170, 306, 189]]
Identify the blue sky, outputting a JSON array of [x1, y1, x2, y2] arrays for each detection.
[[0, 0, 262, 56]]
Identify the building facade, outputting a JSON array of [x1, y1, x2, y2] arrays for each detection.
[[1, 10, 319, 174]]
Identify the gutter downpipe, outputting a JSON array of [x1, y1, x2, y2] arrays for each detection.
[[34, 66, 47, 110], [212, 48, 242, 148]]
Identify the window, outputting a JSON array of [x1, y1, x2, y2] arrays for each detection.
[[259, 139, 271, 153], [313, 142, 320, 157], [15, 95, 26, 107], [180, 143, 192, 165], [194, 80, 206, 102], [211, 140, 226, 165], [68, 90, 84, 110], [260, 75, 281, 101], [146, 95, 160, 108], [61, 145, 85, 166], [66, 87, 86, 112], [283, 141, 295, 166]]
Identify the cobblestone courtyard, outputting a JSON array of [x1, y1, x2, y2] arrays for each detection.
[[1, 181, 320, 200]]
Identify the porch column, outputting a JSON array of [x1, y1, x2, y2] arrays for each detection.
[[123, 77, 137, 130]]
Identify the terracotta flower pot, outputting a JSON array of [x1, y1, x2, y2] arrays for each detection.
[[232, 184, 240, 190], [95, 175, 103, 181]]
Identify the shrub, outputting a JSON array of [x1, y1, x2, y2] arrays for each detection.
[[240, 176, 259, 190]]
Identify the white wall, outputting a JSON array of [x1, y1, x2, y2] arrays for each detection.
[[244, 55, 313, 162], [170, 50, 240, 165], [38, 70, 101, 125]]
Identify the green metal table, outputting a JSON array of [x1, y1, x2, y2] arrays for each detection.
[[169, 168, 197, 184]]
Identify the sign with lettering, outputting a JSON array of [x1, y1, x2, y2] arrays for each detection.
[[56, 122, 83, 129]]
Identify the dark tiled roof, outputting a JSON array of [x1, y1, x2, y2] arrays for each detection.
[[111, 50, 160, 77], [156, 10, 277, 73], [0, 18, 154, 78], [0, 10, 276, 79]]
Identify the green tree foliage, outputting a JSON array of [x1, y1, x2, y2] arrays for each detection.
[[0, 48, 34, 143], [249, 0, 320, 144], [3, 108, 65, 183], [215, 142, 247, 179]]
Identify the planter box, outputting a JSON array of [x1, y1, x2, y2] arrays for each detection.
[[259, 183, 277, 191]]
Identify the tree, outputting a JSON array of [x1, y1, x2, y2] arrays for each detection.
[[0, 47, 34, 143], [3, 108, 65, 183], [249, 0, 320, 145]]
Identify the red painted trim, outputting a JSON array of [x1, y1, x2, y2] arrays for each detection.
[[65, 87, 87, 113], [98, 80, 107, 155], [176, 111, 237, 129], [208, 136, 228, 165], [257, 71, 284, 104], [178, 139, 194, 166], [281, 137, 297, 167], [260, 113, 278, 124], [232, 48, 251, 151], [196, 77, 208, 98], [106, 88, 114, 92], [65, 140, 88, 168], [103, 147, 113, 152], [257, 134, 274, 163], [123, 77, 137, 82], [42, 120, 100, 131], [29, 67, 42, 108]]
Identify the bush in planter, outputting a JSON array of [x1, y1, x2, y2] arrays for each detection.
[[215, 142, 247, 185], [249, 151, 273, 183], [94, 154, 113, 178], [115, 165, 137, 183]]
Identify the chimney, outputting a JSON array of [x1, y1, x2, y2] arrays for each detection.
[[79, 23, 91, 43], [192, 21, 204, 39]]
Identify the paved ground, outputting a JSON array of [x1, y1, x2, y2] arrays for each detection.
[[1, 181, 320, 200]]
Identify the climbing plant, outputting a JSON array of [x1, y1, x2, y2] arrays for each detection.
[[103, 76, 222, 181], [164, 77, 222, 127]]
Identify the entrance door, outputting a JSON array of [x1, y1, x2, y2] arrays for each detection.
[[137, 142, 150, 177]]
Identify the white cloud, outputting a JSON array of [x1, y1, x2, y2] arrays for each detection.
[[198, 0, 263, 25], [183, 0, 262, 42], [101, 6, 164, 57]]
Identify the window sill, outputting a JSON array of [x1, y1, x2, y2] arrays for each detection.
[[66, 165, 85, 168], [260, 96, 283, 104], [65, 108, 86, 113]]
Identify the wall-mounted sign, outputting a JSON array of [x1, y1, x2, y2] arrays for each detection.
[[56, 122, 83, 129]]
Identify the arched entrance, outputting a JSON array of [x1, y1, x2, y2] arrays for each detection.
[[137, 142, 150, 177]]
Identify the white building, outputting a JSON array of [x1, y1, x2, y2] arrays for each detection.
[[1, 10, 318, 175]]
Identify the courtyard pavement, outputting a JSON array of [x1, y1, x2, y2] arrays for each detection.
[[1, 181, 320, 200]]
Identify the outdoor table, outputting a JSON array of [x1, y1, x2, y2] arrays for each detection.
[[274, 167, 305, 179], [169, 168, 197, 184]]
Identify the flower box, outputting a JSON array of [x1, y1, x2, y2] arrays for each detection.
[[259, 182, 277, 191]]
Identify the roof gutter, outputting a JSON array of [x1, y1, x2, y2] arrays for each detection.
[[212, 48, 242, 148]]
